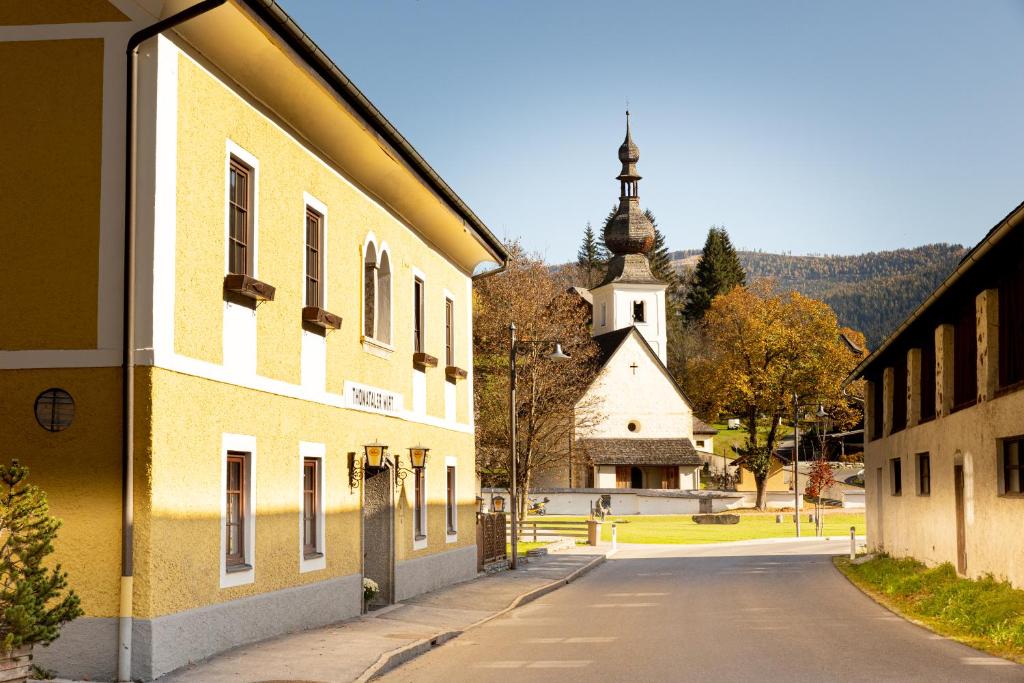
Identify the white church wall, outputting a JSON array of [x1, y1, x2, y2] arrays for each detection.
[[595, 466, 618, 488], [579, 333, 692, 440]]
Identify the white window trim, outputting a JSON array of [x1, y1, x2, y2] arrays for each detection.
[[445, 455, 458, 544], [443, 288, 455, 367], [413, 465, 428, 551], [361, 233, 395, 354], [224, 140, 260, 277], [220, 433, 256, 588], [299, 441, 327, 573], [302, 192, 329, 308]]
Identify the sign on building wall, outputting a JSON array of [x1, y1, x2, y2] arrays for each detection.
[[344, 381, 404, 416]]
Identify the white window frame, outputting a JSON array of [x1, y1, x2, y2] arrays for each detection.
[[220, 433, 256, 588], [302, 193, 329, 308], [412, 266, 427, 357], [299, 441, 327, 573], [413, 465, 428, 551], [362, 233, 395, 355], [445, 455, 458, 543], [224, 140, 260, 277]]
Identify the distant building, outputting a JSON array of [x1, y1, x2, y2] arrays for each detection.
[[848, 200, 1024, 587], [0, 1, 504, 679]]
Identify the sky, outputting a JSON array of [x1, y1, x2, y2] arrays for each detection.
[[278, 0, 1024, 264]]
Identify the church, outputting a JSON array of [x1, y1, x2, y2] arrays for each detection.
[[538, 114, 716, 493]]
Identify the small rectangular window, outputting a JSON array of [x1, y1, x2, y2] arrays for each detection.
[[226, 453, 248, 567], [1002, 437, 1023, 495], [413, 278, 425, 353], [917, 452, 930, 496], [446, 465, 456, 535], [305, 208, 324, 308], [600, 302, 607, 327], [302, 458, 319, 557], [445, 298, 454, 367], [228, 158, 253, 276], [890, 457, 902, 496], [414, 467, 426, 541]]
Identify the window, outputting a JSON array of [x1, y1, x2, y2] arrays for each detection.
[[413, 278, 425, 353], [600, 302, 607, 327], [633, 300, 645, 323], [953, 298, 977, 409], [363, 243, 392, 344], [627, 420, 640, 433], [228, 158, 253, 276], [226, 453, 248, 568], [446, 465, 456, 535], [891, 354, 907, 433], [999, 263, 1024, 388], [696, 440, 706, 448], [917, 452, 930, 496], [1001, 437, 1024, 495], [302, 458, 319, 558], [305, 208, 324, 308], [414, 467, 426, 541], [920, 335, 936, 421], [445, 298, 454, 367], [890, 457, 902, 496]]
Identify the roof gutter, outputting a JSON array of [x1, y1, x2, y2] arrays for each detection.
[[237, 0, 507, 266], [120, 2, 227, 680], [848, 200, 1024, 381]]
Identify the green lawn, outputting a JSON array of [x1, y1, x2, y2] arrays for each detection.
[[711, 421, 792, 459], [836, 555, 1024, 664], [537, 512, 864, 544]]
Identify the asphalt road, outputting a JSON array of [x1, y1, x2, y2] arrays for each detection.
[[378, 539, 1024, 682]]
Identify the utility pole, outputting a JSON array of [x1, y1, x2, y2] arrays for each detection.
[[793, 393, 801, 538], [508, 323, 519, 570]]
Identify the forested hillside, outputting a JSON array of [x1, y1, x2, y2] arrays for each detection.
[[670, 244, 966, 349]]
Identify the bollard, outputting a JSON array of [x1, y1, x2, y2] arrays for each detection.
[[612, 523, 618, 552], [775, 514, 782, 524], [808, 513, 814, 523], [850, 526, 856, 560]]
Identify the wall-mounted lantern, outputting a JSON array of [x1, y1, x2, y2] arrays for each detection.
[[407, 445, 429, 469], [348, 441, 390, 489], [394, 445, 429, 489], [364, 441, 388, 468]]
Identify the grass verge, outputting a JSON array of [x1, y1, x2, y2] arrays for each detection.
[[835, 554, 1024, 664]]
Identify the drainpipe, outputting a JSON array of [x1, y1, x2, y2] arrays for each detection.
[[121, 2, 226, 680]]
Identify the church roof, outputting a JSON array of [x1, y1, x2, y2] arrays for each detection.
[[580, 438, 702, 466], [693, 417, 719, 435], [588, 326, 694, 407]]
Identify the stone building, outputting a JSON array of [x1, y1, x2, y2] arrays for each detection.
[[848, 200, 1024, 587]]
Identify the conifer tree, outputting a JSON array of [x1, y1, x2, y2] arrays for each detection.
[[684, 226, 746, 321], [0, 461, 82, 652], [644, 210, 677, 290], [576, 222, 605, 288]]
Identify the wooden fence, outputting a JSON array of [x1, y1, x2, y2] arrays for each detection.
[[508, 518, 590, 543]]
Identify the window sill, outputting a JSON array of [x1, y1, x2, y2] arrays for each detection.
[[225, 562, 252, 574], [413, 352, 438, 369], [363, 337, 395, 358], [224, 273, 275, 302], [445, 365, 468, 381], [413, 535, 427, 551], [303, 551, 324, 560], [302, 306, 342, 331], [998, 492, 1024, 499], [446, 531, 458, 544], [951, 399, 977, 414]]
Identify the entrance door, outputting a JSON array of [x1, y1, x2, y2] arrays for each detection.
[[630, 466, 643, 489], [362, 466, 395, 608], [874, 467, 884, 550], [954, 465, 967, 575]]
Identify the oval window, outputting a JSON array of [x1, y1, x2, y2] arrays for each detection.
[[35, 388, 75, 432]]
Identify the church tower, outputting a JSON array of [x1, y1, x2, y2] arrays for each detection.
[[590, 112, 668, 363]]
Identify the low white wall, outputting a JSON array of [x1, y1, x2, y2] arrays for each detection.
[[482, 488, 743, 516], [727, 491, 805, 510], [842, 489, 865, 509]]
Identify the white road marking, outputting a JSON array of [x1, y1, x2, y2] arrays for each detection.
[[961, 657, 1015, 666], [591, 603, 657, 608], [526, 660, 591, 668], [606, 592, 669, 597], [566, 636, 617, 643]]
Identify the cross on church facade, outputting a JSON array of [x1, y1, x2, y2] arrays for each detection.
[[629, 362, 639, 375]]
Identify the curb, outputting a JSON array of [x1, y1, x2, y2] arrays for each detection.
[[354, 553, 607, 682]]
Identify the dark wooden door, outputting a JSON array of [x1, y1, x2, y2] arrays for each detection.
[[615, 466, 630, 488], [954, 465, 967, 575], [630, 467, 643, 489]]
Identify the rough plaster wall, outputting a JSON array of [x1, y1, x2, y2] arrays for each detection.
[[579, 333, 692, 439], [865, 388, 1024, 588], [394, 545, 476, 602]]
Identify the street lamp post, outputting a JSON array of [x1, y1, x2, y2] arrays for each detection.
[[508, 322, 569, 570], [792, 393, 800, 537]]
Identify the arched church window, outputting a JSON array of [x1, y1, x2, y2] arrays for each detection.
[[632, 300, 645, 323]]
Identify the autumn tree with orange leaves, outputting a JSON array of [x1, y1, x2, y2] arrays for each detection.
[[690, 281, 866, 509]]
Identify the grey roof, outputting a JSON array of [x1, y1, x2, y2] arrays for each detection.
[[579, 438, 702, 466], [598, 251, 663, 286], [692, 418, 719, 435]]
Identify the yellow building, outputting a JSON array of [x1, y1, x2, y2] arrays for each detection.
[[0, 1, 505, 679]]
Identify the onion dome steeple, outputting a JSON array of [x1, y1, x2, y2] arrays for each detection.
[[600, 111, 658, 285]]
